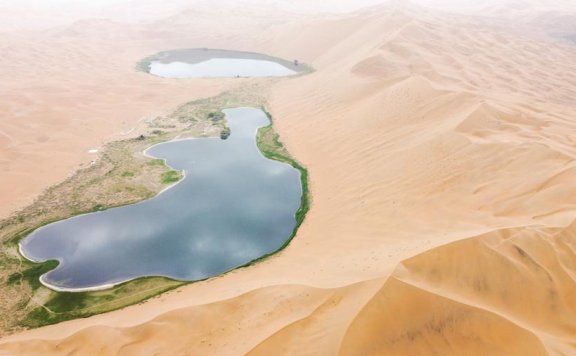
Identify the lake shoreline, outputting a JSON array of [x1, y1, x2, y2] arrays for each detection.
[[19, 107, 306, 293], [0, 87, 310, 332], [137, 48, 312, 75]]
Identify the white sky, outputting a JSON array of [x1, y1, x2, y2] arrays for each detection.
[[0, 0, 572, 32], [0, 0, 389, 31]]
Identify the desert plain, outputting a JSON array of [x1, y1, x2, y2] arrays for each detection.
[[1, 0, 576, 355]]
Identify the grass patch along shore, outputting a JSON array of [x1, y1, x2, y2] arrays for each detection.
[[161, 170, 183, 185], [0, 83, 310, 335], [248, 107, 310, 265]]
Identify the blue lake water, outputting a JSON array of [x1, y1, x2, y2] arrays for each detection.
[[20, 108, 302, 291], [149, 58, 297, 78]]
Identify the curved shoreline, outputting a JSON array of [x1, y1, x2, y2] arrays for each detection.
[[137, 48, 312, 76], [39, 275, 118, 293], [1, 76, 311, 332], [16, 141, 193, 284], [15, 139, 194, 293], [17, 108, 307, 293]]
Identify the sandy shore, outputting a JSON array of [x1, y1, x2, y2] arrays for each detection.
[[2, 0, 576, 355]]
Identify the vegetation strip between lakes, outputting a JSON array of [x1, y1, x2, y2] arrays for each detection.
[[0, 88, 310, 332]]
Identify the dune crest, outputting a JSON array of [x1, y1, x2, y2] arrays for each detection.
[[2, 1, 576, 354]]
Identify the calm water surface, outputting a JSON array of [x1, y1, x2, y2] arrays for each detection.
[[20, 108, 302, 291], [149, 58, 297, 78]]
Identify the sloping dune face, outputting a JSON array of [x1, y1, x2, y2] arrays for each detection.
[[341, 227, 576, 355], [2, 1, 576, 355]]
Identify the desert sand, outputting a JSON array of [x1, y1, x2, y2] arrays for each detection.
[[1, 0, 576, 355]]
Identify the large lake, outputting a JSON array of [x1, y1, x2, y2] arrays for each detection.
[[20, 108, 302, 291], [146, 48, 302, 78]]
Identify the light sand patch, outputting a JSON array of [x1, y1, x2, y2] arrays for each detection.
[[2, 0, 576, 354]]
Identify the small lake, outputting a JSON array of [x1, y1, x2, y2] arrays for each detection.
[[145, 48, 302, 78], [20, 108, 302, 291]]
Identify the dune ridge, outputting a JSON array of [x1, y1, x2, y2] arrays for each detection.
[[2, 1, 576, 354]]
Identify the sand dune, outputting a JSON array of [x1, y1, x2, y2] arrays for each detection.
[[341, 223, 576, 355], [2, 0, 576, 354]]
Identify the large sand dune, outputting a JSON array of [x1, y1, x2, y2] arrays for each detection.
[[1, 1, 576, 354]]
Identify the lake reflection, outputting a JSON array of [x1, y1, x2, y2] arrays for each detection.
[[20, 108, 302, 291], [149, 58, 297, 78]]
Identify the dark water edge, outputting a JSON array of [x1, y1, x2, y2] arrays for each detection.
[[22, 108, 307, 290]]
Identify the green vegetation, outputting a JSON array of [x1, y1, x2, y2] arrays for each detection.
[[146, 158, 165, 166], [22, 277, 185, 328], [208, 111, 225, 122], [7, 260, 59, 290], [162, 170, 183, 185], [0, 112, 193, 333], [135, 53, 161, 73], [167, 87, 266, 125], [44, 292, 89, 313], [220, 127, 231, 139], [0, 85, 310, 335], [252, 107, 310, 263]]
